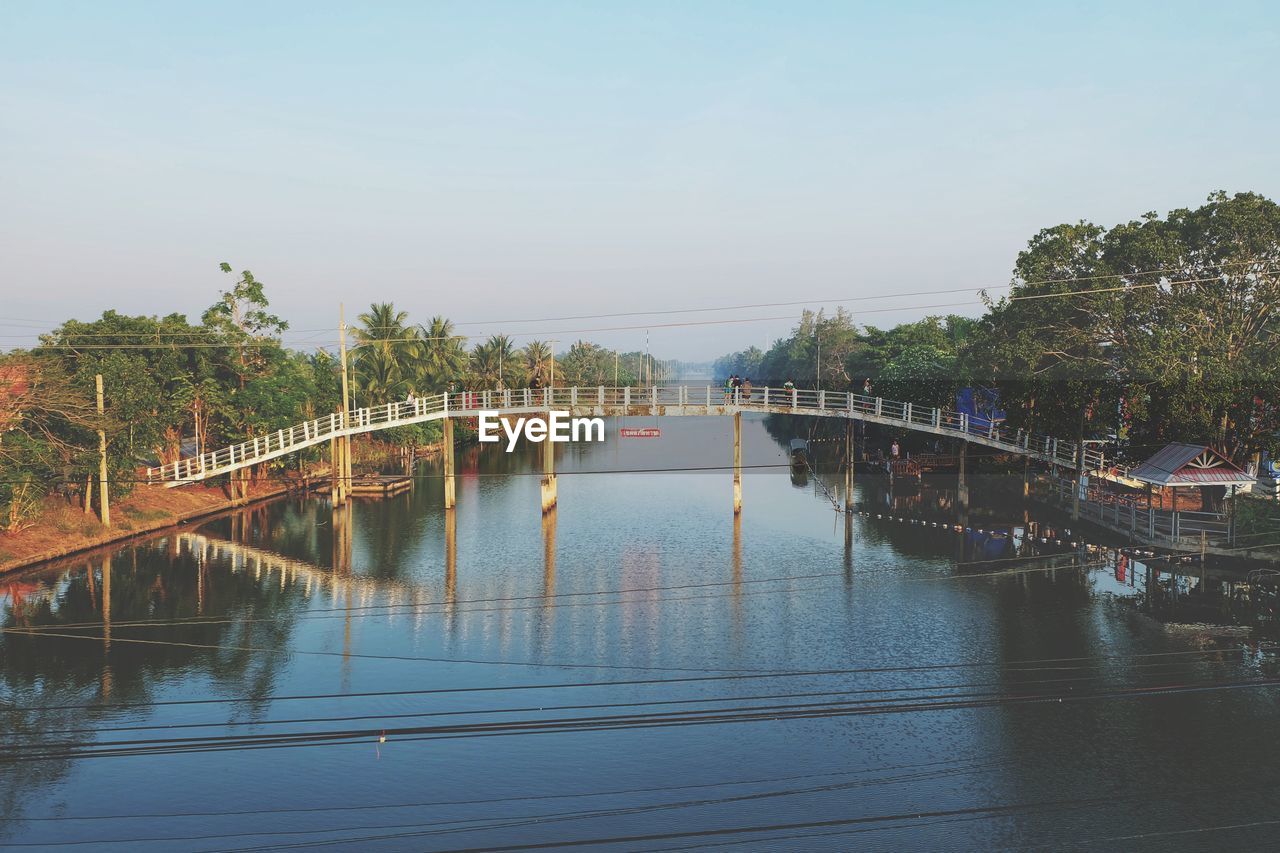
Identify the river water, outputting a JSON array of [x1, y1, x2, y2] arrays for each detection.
[[3, 414, 1280, 850]]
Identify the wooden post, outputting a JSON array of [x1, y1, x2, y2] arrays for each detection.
[[96, 374, 111, 527], [732, 411, 742, 515], [443, 417, 456, 509]]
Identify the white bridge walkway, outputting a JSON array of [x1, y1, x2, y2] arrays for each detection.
[[149, 386, 1105, 486]]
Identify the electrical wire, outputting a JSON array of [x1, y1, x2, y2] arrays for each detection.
[[4, 643, 1272, 715]]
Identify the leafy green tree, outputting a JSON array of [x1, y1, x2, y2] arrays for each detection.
[[203, 264, 287, 390]]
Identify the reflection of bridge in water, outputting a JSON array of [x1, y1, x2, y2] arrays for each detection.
[[149, 386, 1112, 515]]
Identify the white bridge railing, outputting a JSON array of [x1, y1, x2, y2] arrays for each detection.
[[148, 385, 1109, 486]]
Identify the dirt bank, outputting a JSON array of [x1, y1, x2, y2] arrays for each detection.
[[0, 477, 316, 576]]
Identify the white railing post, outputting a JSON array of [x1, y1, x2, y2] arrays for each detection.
[[904, 402, 912, 422], [792, 389, 797, 410], [625, 386, 631, 407], [819, 390, 826, 410], [707, 385, 712, 407], [846, 391, 852, 412], [571, 386, 578, 406], [933, 408, 940, 428], [651, 385, 658, 408], [960, 413, 968, 433], [874, 397, 882, 416], [598, 386, 605, 405]]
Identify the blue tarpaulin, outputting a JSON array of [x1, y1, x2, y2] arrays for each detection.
[[956, 387, 1006, 431]]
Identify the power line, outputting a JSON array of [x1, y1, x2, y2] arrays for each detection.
[[17, 267, 1276, 351], [3, 258, 1267, 337], [3, 643, 1269, 714]]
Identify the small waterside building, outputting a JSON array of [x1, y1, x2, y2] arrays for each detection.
[[1128, 443, 1255, 511]]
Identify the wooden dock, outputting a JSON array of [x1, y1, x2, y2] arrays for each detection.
[[350, 475, 413, 497], [327, 474, 414, 497]]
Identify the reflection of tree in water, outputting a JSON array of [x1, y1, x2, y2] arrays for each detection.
[[0, 536, 309, 837]]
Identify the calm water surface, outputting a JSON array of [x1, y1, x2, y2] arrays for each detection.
[[4, 415, 1280, 850]]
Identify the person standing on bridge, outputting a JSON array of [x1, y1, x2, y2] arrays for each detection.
[[723, 375, 734, 403], [863, 377, 873, 396], [742, 377, 753, 401]]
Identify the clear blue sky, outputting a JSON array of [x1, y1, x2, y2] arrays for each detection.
[[2, 1, 1276, 360]]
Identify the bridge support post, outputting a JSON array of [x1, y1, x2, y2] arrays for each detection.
[[1072, 443, 1082, 521], [342, 431, 353, 504], [844, 419, 855, 513], [540, 426, 557, 513], [442, 417, 456, 509], [957, 440, 969, 509], [330, 432, 343, 505], [732, 412, 742, 515]]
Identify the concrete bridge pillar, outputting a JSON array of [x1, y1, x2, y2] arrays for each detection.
[[540, 426, 557, 513], [844, 420, 855, 513], [957, 440, 969, 509], [732, 412, 743, 514], [330, 424, 351, 506], [330, 434, 342, 504], [442, 417, 456, 509], [444, 507, 457, 609]]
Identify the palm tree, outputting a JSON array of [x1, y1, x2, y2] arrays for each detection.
[[470, 335, 524, 389], [419, 316, 467, 391], [522, 340, 553, 386], [353, 302, 420, 403]]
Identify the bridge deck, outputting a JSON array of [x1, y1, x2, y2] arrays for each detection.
[[149, 386, 1107, 486]]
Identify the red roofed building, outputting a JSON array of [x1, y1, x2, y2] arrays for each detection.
[[1129, 443, 1254, 489]]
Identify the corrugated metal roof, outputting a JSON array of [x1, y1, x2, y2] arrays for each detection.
[[1129, 442, 1254, 487]]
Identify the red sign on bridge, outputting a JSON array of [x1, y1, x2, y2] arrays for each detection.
[[619, 427, 661, 439]]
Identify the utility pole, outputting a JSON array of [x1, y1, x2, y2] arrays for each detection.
[[816, 329, 821, 391], [338, 304, 352, 504], [96, 374, 110, 527]]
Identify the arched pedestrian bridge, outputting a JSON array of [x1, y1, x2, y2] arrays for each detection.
[[149, 386, 1103, 510]]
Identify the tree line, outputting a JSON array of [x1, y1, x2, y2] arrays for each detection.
[[715, 191, 1280, 465], [0, 266, 672, 531]]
